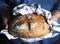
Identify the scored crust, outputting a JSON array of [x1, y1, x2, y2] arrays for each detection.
[[9, 14, 50, 38]]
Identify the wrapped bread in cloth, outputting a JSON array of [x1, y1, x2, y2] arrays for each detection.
[[8, 13, 50, 38], [8, 4, 51, 38]]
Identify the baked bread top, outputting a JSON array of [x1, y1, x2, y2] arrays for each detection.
[[9, 14, 50, 38]]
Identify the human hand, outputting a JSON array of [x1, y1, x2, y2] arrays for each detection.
[[49, 15, 58, 22], [49, 10, 60, 22], [3, 18, 8, 29]]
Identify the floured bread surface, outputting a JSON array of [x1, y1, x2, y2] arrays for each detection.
[[9, 14, 50, 38]]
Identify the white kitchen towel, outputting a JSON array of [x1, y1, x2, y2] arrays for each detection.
[[13, 4, 51, 20]]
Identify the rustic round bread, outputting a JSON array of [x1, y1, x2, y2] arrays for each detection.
[[9, 14, 50, 38]]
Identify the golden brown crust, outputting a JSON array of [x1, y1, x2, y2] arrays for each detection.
[[9, 14, 50, 38]]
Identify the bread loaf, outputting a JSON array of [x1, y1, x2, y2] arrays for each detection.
[[9, 14, 50, 38]]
